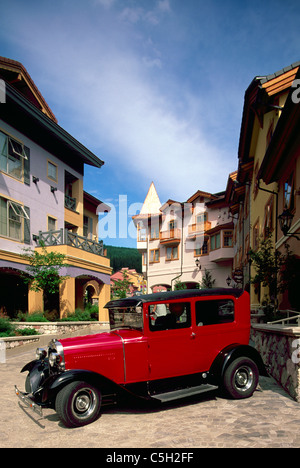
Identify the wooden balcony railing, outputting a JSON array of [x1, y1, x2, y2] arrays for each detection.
[[188, 221, 211, 236], [159, 228, 181, 244], [35, 229, 105, 256]]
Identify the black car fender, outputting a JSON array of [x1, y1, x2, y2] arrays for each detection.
[[21, 359, 50, 394], [209, 343, 268, 385], [42, 369, 118, 404]]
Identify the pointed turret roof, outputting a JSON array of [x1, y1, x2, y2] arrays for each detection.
[[133, 182, 161, 221], [139, 182, 161, 216]]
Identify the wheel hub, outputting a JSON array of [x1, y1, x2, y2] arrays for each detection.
[[235, 366, 253, 391]]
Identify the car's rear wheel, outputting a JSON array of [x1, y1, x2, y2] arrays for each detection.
[[55, 381, 102, 427], [223, 357, 259, 399]]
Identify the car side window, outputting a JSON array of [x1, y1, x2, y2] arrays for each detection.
[[196, 299, 234, 326], [149, 302, 191, 331]]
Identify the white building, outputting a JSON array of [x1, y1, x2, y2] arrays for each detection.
[[133, 182, 235, 293]]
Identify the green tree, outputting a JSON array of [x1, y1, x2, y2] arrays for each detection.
[[249, 235, 281, 303], [199, 269, 216, 289], [22, 246, 68, 295], [105, 245, 142, 273], [174, 279, 187, 290], [111, 270, 132, 299]]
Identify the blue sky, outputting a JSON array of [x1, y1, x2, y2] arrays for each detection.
[[1, 0, 300, 247]]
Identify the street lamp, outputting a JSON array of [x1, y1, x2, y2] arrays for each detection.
[[195, 258, 201, 270], [278, 209, 300, 240], [226, 276, 232, 287]]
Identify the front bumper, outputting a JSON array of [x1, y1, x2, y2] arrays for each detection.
[[15, 385, 43, 417]]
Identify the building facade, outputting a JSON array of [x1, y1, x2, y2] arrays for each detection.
[[229, 61, 300, 311], [0, 57, 111, 320], [134, 182, 234, 292]]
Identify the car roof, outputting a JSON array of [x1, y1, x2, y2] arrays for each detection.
[[105, 288, 244, 308]]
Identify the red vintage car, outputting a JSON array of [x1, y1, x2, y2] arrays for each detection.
[[15, 288, 267, 427]]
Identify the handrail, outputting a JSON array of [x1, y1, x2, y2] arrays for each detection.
[[267, 310, 300, 326], [36, 229, 105, 257]]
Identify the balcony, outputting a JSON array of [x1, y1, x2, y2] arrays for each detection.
[[64, 194, 77, 211], [188, 221, 211, 237], [159, 228, 181, 245], [34, 229, 105, 257]]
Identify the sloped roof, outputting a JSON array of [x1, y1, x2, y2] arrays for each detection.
[[238, 61, 300, 165], [133, 182, 162, 221], [0, 56, 57, 122]]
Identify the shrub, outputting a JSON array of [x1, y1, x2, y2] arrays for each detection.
[[61, 306, 98, 322], [16, 328, 39, 336], [0, 318, 14, 337]]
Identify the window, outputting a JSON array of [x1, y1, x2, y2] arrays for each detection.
[[223, 230, 233, 247], [149, 302, 191, 331], [150, 222, 159, 239], [0, 196, 30, 242], [196, 212, 207, 228], [0, 131, 24, 181], [263, 196, 273, 238], [210, 232, 220, 250], [166, 246, 178, 260], [48, 216, 57, 231], [150, 249, 160, 263], [284, 173, 295, 212], [253, 162, 259, 199], [137, 223, 146, 241], [83, 215, 93, 239], [195, 238, 208, 256], [253, 219, 260, 251], [47, 160, 57, 182], [196, 299, 234, 326], [169, 220, 177, 230]]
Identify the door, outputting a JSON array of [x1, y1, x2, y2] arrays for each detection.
[[147, 301, 196, 380]]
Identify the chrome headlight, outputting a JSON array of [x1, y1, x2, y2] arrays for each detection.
[[49, 352, 60, 367], [36, 348, 47, 360], [48, 339, 65, 371]]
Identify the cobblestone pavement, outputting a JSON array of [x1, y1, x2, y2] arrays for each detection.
[[1, 338, 300, 449]]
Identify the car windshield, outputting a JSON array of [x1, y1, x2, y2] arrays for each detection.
[[109, 306, 143, 331]]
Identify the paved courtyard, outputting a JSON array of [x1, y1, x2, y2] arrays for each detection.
[[1, 338, 300, 449]]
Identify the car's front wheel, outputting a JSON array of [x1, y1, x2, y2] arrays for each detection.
[[222, 357, 259, 399], [55, 381, 102, 427]]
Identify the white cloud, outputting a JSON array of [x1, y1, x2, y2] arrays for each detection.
[[0, 0, 234, 202]]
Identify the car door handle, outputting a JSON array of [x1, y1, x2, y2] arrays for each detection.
[[190, 332, 196, 339]]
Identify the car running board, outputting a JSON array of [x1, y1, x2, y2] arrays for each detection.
[[150, 384, 218, 402]]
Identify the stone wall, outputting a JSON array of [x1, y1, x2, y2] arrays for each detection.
[[251, 324, 300, 402], [13, 321, 109, 335], [2, 321, 109, 350]]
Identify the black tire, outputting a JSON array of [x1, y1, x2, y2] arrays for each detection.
[[55, 381, 102, 428], [223, 357, 259, 399]]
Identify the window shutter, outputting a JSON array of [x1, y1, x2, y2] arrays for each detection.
[[24, 146, 30, 185], [24, 206, 30, 244]]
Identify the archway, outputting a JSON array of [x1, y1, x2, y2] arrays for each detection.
[[151, 284, 171, 293], [0, 268, 28, 319], [182, 281, 199, 290]]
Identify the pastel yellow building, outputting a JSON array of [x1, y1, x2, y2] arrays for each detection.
[[0, 56, 111, 321], [230, 62, 300, 311]]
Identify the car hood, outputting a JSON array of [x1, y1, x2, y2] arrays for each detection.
[[58, 329, 144, 383], [59, 329, 144, 351]]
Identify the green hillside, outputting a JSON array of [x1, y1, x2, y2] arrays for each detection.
[[105, 245, 142, 273]]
